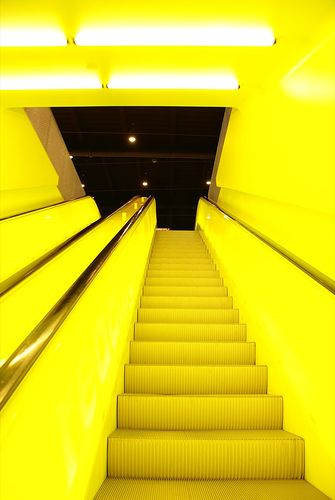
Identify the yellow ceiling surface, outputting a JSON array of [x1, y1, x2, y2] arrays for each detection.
[[0, 0, 334, 108]]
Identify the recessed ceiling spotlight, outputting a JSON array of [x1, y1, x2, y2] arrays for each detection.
[[69, 155, 73, 159], [128, 136, 136, 143], [81, 183, 85, 188], [206, 180, 211, 185], [142, 181, 148, 187]]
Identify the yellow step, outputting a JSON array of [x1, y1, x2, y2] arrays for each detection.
[[138, 308, 239, 323], [125, 365, 267, 394], [135, 323, 247, 341], [151, 250, 209, 257], [149, 257, 213, 264], [130, 341, 255, 364], [145, 277, 222, 286], [118, 394, 282, 430], [107, 430, 304, 479], [148, 262, 216, 270], [95, 479, 330, 500], [147, 269, 220, 278], [143, 285, 228, 297], [140, 296, 233, 309], [153, 242, 205, 248]]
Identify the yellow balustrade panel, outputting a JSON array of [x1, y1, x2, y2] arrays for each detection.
[[196, 198, 335, 498], [0, 196, 146, 364], [0, 196, 101, 284], [0, 197, 156, 500]]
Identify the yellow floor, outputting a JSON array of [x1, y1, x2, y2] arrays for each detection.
[[95, 230, 330, 498]]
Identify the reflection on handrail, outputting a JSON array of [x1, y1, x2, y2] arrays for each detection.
[[0, 196, 154, 411], [0, 195, 88, 222], [0, 196, 140, 297], [202, 197, 335, 295]]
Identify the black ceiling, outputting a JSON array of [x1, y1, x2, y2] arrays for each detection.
[[52, 106, 225, 229]]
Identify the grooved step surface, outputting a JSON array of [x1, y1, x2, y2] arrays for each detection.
[[130, 341, 255, 365], [145, 277, 223, 286], [118, 394, 283, 430], [149, 257, 213, 264], [147, 269, 220, 278], [143, 285, 228, 296], [138, 308, 239, 324], [125, 365, 268, 394], [149, 262, 216, 270], [140, 296, 233, 309], [151, 251, 209, 257], [108, 430, 304, 480], [95, 479, 331, 500], [134, 323, 247, 342]]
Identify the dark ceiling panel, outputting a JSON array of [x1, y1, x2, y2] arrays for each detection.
[[52, 106, 225, 229]]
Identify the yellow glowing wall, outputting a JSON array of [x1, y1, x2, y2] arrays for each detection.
[[209, 15, 335, 498], [0, 199, 156, 500], [0, 107, 63, 218], [0, 196, 100, 284]]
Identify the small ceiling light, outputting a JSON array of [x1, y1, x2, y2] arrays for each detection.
[[69, 155, 73, 159], [75, 26, 275, 47], [142, 181, 148, 187], [108, 73, 238, 90], [81, 183, 85, 188], [0, 27, 67, 47], [128, 136, 136, 143], [206, 180, 211, 185]]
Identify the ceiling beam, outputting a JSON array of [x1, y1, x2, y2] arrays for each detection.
[[71, 151, 215, 159]]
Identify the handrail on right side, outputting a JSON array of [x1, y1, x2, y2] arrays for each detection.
[[201, 197, 335, 295]]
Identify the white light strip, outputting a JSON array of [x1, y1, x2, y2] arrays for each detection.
[[75, 26, 275, 47], [0, 28, 67, 47], [108, 73, 239, 90], [0, 74, 102, 90]]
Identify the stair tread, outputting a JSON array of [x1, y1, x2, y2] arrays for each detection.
[[140, 296, 233, 309], [125, 364, 267, 394], [130, 341, 255, 365], [145, 277, 223, 286], [143, 285, 228, 296], [110, 429, 301, 440], [118, 392, 283, 430], [135, 323, 247, 341], [95, 479, 330, 500], [138, 308, 239, 324]]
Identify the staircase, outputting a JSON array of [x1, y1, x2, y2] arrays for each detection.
[[95, 230, 329, 499]]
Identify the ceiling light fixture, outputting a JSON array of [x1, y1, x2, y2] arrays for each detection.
[[206, 180, 211, 185], [81, 183, 85, 188], [75, 26, 275, 46], [69, 155, 73, 159], [0, 74, 102, 90], [0, 28, 67, 47], [128, 136, 137, 143], [142, 181, 148, 187], [108, 74, 238, 90]]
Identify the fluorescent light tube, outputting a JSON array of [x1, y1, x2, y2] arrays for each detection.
[[0, 28, 67, 47], [0, 74, 102, 90], [108, 73, 239, 90], [75, 26, 275, 46]]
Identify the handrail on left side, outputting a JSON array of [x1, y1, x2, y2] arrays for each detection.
[[0, 196, 154, 411]]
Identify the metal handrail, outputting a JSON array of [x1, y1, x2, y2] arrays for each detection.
[[0, 196, 154, 411], [0, 196, 140, 296], [201, 197, 335, 295]]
